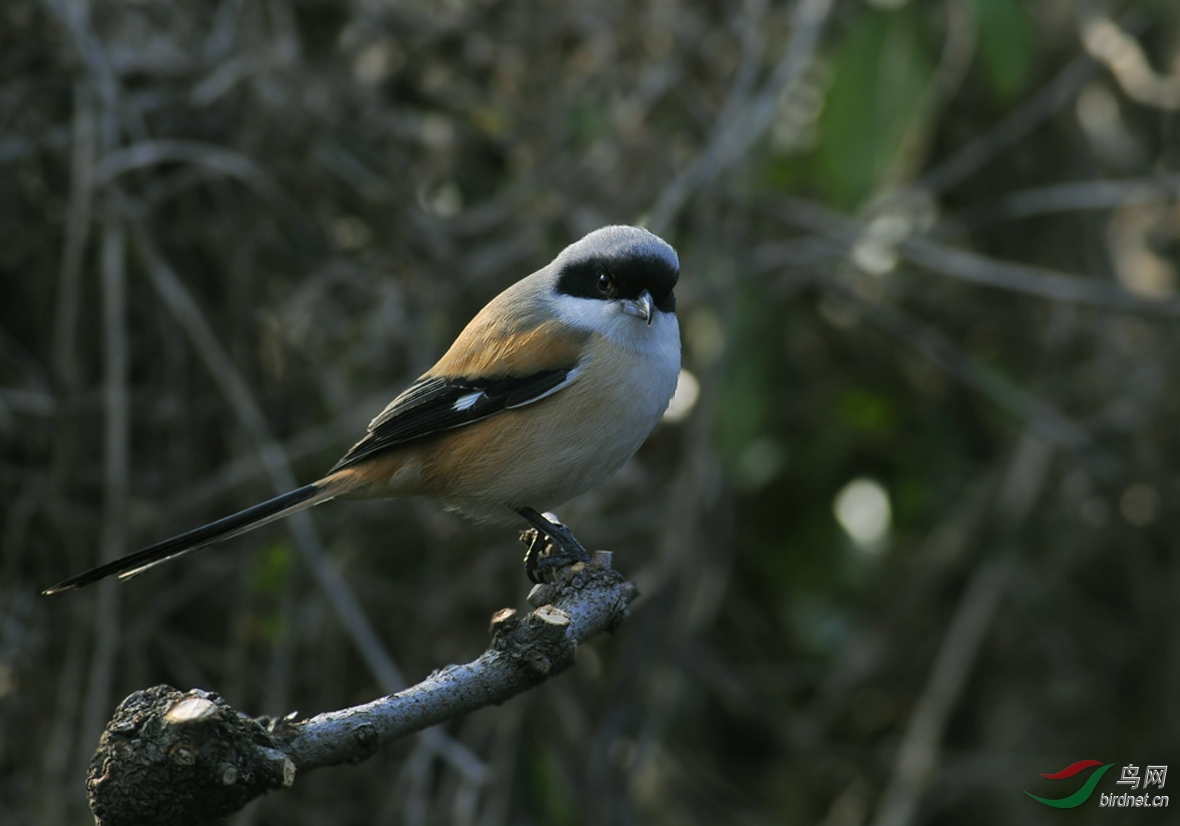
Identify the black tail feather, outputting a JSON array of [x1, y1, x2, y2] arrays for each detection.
[[43, 484, 327, 594]]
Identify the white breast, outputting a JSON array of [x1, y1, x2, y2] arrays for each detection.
[[549, 291, 680, 419]]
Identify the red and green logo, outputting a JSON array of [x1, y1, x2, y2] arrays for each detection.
[[1026, 760, 1115, 808]]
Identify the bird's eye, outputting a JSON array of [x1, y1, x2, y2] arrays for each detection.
[[597, 273, 614, 294]]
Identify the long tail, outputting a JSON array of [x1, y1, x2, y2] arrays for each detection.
[[43, 482, 338, 594]]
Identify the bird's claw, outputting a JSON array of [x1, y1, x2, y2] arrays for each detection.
[[518, 510, 590, 584]]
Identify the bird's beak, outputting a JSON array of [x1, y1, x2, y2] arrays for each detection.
[[622, 290, 654, 325]]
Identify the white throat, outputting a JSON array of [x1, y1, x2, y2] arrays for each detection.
[[551, 293, 680, 361]]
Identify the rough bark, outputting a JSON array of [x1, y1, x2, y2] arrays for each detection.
[[86, 553, 637, 826]]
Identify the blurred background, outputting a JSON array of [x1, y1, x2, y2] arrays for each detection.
[[3, 0, 1180, 823]]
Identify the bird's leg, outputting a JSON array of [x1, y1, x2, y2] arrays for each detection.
[[517, 508, 591, 583]]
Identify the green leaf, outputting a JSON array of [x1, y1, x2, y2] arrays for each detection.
[[969, 0, 1034, 102], [815, 8, 935, 206], [836, 388, 897, 434], [252, 541, 293, 597]]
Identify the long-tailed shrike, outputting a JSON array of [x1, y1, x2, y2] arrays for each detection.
[[45, 225, 681, 593]]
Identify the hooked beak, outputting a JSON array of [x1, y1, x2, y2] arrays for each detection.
[[621, 290, 654, 326]]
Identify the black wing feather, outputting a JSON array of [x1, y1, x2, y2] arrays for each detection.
[[330, 368, 571, 472]]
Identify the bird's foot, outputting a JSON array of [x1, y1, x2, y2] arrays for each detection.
[[517, 508, 591, 584]]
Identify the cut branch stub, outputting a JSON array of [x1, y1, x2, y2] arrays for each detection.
[[88, 686, 293, 826]]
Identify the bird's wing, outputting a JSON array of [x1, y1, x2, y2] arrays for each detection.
[[330, 368, 575, 472], [330, 291, 592, 472]]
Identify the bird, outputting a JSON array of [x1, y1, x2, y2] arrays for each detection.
[[44, 225, 681, 594]]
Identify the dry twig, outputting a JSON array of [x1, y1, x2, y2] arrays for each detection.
[[871, 432, 1053, 826]]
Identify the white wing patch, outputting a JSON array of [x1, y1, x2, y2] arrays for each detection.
[[505, 366, 581, 408], [452, 391, 484, 411]]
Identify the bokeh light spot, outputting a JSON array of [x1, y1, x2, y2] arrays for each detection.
[[833, 477, 891, 554]]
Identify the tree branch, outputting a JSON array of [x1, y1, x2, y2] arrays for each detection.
[[84, 554, 637, 826]]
